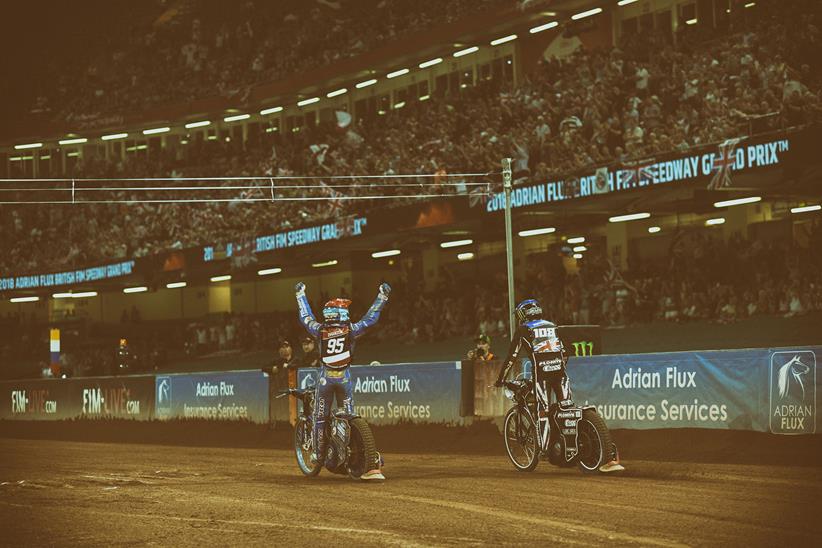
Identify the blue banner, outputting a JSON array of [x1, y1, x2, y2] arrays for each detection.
[[566, 346, 819, 433], [297, 362, 462, 425], [0, 260, 135, 292], [484, 131, 794, 212], [155, 370, 269, 423]]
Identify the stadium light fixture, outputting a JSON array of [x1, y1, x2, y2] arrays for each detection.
[[67, 152, 80, 157], [572, 7, 602, 20], [419, 95, 431, 101], [123, 286, 148, 294], [618, 0, 639, 6], [184, 120, 211, 129], [609, 212, 651, 223], [567, 236, 585, 244], [387, 68, 410, 79], [166, 281, 187, 289], [40, 155, 51, 160], [14, 142, 43, 150], [372, 249, 401, 259], [648, 226, 662, 233], [529, 21, 558, 33], [71, 292, 97, 298], [419, 58, 443, 69], [260, 106, 283, 115], [327, 88, 348, 98], [257, 267, 283, 276], [713, 196, 761, 208], [791, 204, 821, 214], [10, 296, 39, 303], [58, 137, 87, 145], [210, 275, 232, 282], [457, 252, 475, 261], [573, 253, 583, 260], [142, 127, 170, 135], [518, 227, 556, 237], [453, 46, 479, 57], [705, 217, 726, 226], [490, 34, 517, 46], [745, 2, 755, 7], [393, 101, 406, 109], [101, 133, 128, 141], [52, 292, 73, 299], [356, 79, 378, 89], [440, 239, 473, 249], [312, 260, 338, 268], [686, 18, 697, 25], [573, 246, 588, 253], [224, 113, 250, 122], [297, 97, 320, 107]]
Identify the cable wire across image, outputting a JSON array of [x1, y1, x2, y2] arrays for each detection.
[[0, 172, 498, 205]]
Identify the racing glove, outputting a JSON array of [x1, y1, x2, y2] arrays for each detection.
[[378, 282, 391, 299], [295, 282, 306, 296]]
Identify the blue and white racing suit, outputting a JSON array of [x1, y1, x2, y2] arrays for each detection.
[[296, 292, 388, 463]]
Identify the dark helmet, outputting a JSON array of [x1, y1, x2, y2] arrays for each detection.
[[515, 299, 543, 325]]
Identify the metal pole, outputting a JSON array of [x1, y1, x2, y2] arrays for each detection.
[[502, 158, 515, 339]]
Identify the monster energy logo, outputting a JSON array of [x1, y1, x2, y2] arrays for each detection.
[[571, 341, 594, 357]]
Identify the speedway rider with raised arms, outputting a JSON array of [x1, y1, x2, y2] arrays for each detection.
[[295, 281, 390, 480]]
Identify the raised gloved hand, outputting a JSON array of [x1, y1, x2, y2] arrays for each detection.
[[295, 282, 306, 296], [494, 379, 504, 388], [378, 282, 391, 299]]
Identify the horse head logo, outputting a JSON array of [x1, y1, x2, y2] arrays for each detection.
[[778, 356, 810, 401], [157, 378, 170, 405]]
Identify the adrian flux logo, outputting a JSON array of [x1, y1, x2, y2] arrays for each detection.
[[769, 351, 816, 434], [156, 377, 172, 415]]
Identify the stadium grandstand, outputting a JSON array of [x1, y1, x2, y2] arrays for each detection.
[[1, 0, 821, 380]]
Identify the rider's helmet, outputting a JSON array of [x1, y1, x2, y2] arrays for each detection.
[[322, 298, 352, 323], [515, 299, 543, 325]]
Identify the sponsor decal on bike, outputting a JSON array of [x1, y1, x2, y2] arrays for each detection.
[[769, 351, 816, 434]]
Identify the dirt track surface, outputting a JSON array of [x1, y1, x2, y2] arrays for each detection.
[[1, 439, 821, 547]]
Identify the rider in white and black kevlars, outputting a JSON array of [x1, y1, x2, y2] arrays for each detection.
[[295, 281, 390, 480], [495, 299, 573, 408]]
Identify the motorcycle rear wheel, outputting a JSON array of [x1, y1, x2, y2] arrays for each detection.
[[503, 406, 539, 472], [293, 417, 321, 476], [347, 417, 379, 479], [577, 408, 615, 473]]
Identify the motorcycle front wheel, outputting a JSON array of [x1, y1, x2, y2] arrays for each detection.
[[577, 408, 615, 473], [293, 417, 321, 476], [503, 406, 539, 472], [347, 417, 379, 479]]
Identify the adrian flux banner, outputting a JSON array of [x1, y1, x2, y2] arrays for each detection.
[[567, 347, 819, 433], [296, 362, 462, 425], [155, 370, 269, 423]]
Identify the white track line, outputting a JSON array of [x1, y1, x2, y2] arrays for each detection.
[[0, 501, 479, 546], [384, 493, 689, 548]]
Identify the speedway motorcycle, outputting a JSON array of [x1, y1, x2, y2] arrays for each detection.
[[499, 376, 622, 473], [279, 387, 381, 478]]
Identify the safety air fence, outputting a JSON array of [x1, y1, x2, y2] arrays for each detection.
[[0, 347, 819, 434]]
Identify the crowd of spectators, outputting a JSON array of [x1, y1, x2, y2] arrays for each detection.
[[22, 0, 504, 126], [4, 0, 820, 277], [2, 1, 822, 378], [2, 216, 820, 378]]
